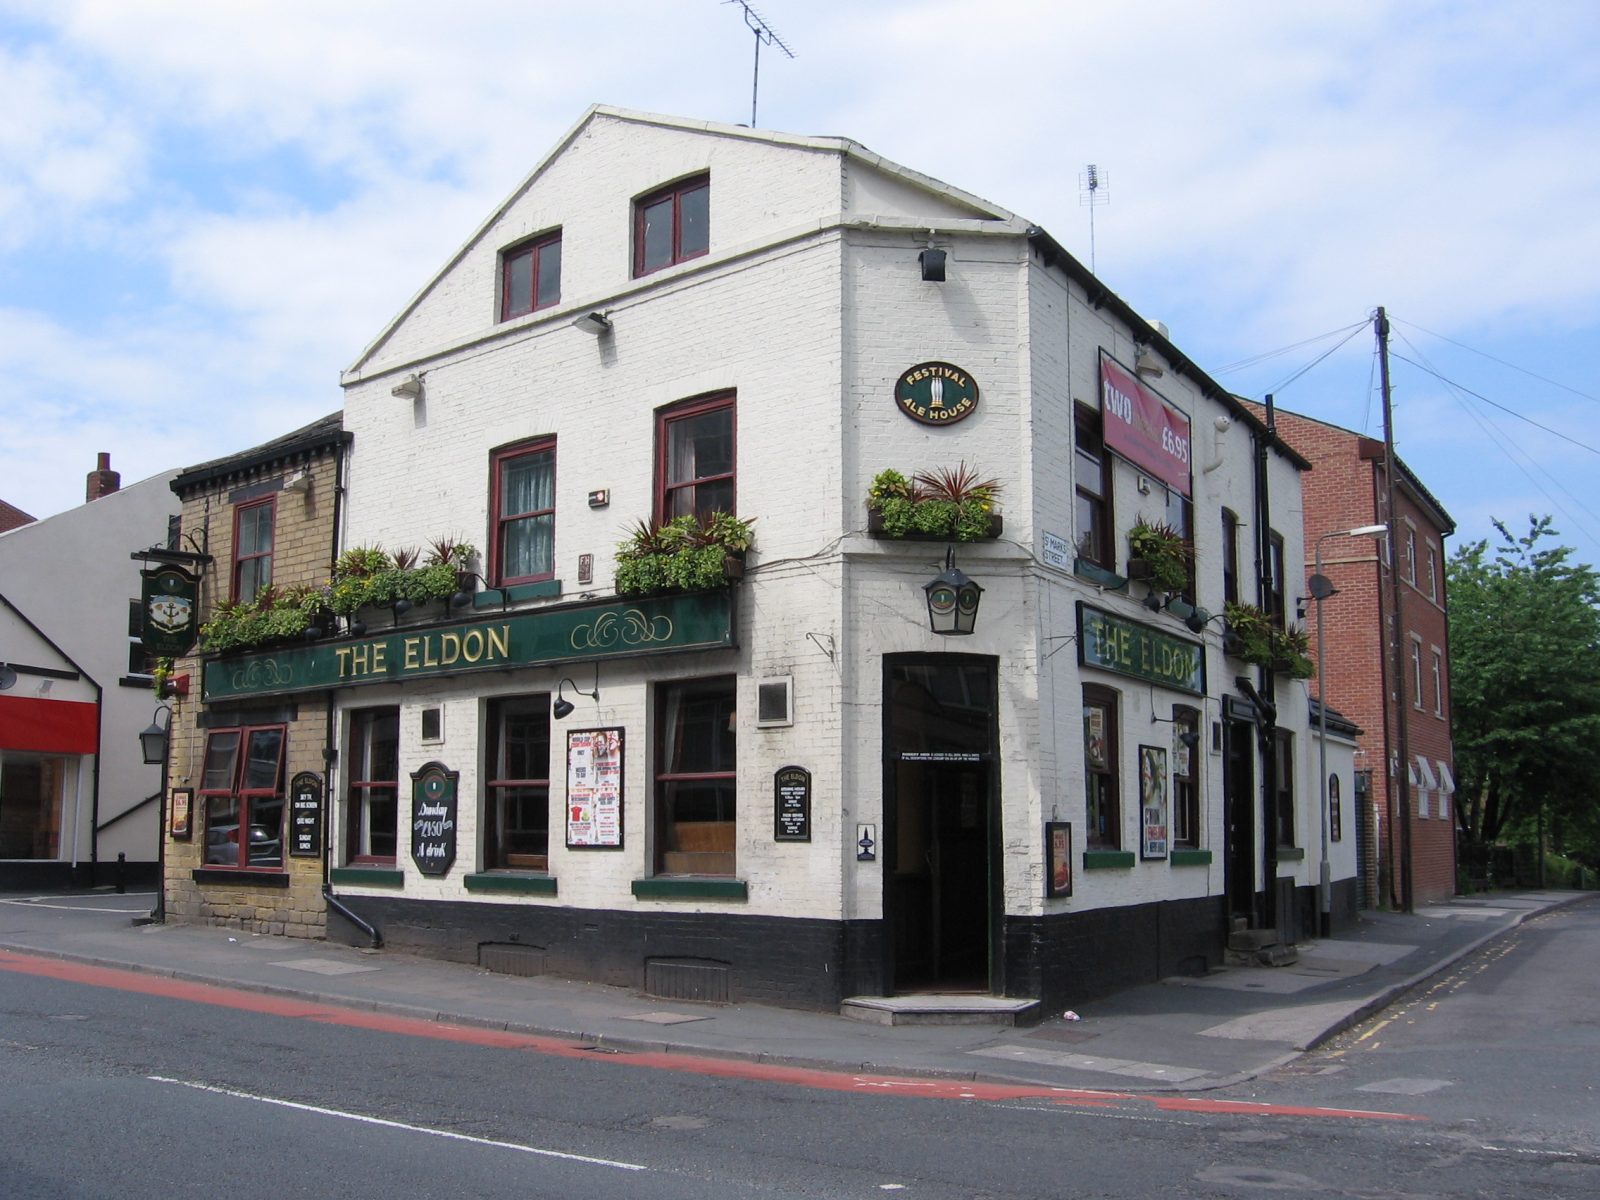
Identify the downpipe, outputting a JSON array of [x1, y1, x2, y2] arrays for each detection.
[[323, 884, 382, 949]]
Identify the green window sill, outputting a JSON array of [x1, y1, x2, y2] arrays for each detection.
[[1073, 558, 1128, 589], [1082, 850, 1136, 870], [1169, 849, 1213, 867], [464, 872, 557, 896], [632, 877, 749, 901], [330, 866, 404, 888], [475, 579, 561, 608], [1276, 847, 1306, 862]]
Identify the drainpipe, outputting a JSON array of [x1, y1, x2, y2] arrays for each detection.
[[1255, 397, 1279, 934]]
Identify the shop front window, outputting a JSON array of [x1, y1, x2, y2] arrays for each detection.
[[655, 677, 736, 876], [346, 707, 399, 863], [0, 756, 68, 859], [1172, 705, 1200, 848], [1274, 730, 1295, 848], [1083, 685, 1120, 849], [484, 695, 551, 871], [200, 725, 286, 869]]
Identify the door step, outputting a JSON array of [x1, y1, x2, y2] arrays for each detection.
[[841, 995, 1040, 1026], [1226, 926, 1299, 967]]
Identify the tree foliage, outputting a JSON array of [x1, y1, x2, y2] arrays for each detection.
[[1448, 516, 1600, 863]]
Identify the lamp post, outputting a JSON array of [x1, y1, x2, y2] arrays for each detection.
[[139, 704, 173, 923], [1311, 524, 1388, 936]]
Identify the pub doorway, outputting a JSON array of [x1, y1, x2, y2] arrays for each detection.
[[1223, 715, 1257, 922], [883, 655, 999, 994]]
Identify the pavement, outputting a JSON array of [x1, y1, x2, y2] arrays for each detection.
[[0, 887, 1591, 1093]]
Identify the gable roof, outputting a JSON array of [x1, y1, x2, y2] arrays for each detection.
[[0, 498, 36, 533], [343, 104, 1021, 379], [171, 412, 347, 496]]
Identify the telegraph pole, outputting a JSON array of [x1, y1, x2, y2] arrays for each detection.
[[1376, 306, 1414, 913]]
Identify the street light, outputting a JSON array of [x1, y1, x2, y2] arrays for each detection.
[[139, 705, 173, 923], [1311, 524, 1388, 936]]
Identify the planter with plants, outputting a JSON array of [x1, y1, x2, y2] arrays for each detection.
[[1222, 601, 1315, 679], [199, 584, 335, 653], [614, 512, 755, 599], [866, 463, 1002, 541], [1126, 519, 1191, 594], [330, 539, 478, 618]]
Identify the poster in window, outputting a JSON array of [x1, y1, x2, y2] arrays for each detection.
[[566, 728, 624, 849], [1045, 821, 1073, 898], [169, 787, 193, 840], [1139, 744, 1169, 860], [1174, 733, 1192, 778], [1084, 706, 1107, 769]]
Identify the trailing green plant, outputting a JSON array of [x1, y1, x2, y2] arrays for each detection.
[[867, 463, 1000, 541], [1127, 519, 1192, 593], [1222, 602, 1314, 679], [614, 512, 755, 598], [151, 657, 175, 698]]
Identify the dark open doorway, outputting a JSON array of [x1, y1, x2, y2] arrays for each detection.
[[1223, 717, 1257, 921], [883, 656, 999, 994]]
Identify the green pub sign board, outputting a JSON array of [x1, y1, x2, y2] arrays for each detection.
[[203, 592, 735, 702], [1077, 602, 1206, 695]]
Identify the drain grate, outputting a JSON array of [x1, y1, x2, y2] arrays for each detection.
[[479, 942, 546, 977], [644, 957, 730, 1003]]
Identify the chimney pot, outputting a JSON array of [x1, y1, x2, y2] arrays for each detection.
[[86, 452, 121, 502]]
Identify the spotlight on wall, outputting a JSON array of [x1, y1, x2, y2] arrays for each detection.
[[552, 665, 600, 719], [283, 470, 311, 494], [391, 373, 423, 400], [918, 247, 947, 283], [571, 311, 612, 336], [1135, 344, 1163, 378]]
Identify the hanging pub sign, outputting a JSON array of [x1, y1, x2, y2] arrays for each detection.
[[1099, 350, 1192, 498], [289, 771, 323, 858], [140, 565, 200, 656], [410, 761, 458, 876], [894, 361, 980, 426], [566, 728, 624, 849], [774, 766, 811, 842]]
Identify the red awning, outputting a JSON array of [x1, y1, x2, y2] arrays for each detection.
[[0, 696, 98, 754]]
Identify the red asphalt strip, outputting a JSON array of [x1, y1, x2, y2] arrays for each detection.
[[0, 948, 1422, 1122]]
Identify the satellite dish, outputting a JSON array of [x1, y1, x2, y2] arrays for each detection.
[[0, 663, 17, 691], [1308, 573, 1337, 600]]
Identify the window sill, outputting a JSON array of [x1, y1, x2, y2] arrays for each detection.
[[464, 872, 557, 896], [330, 866, 404, 888], [1082, 850, 1135, 870], [477, 579, 562, 608], [1276, 847, 1305, 861], [1169, 849, 1213, 867], [191, 868, 290, 887], [1073, 558, 1127, 589], [632, 877, 748, 901]]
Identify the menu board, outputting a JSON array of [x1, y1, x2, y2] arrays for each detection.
[[409, 761, 459, 876], [774, 766, 811, 842], [289, 771, 322, 857], [565, 728, 624, 849]]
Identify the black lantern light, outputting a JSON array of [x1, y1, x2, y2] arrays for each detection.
[[139, 705, 173, 766], [923, 551, 983, 636]]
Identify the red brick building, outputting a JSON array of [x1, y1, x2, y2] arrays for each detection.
[[1247, 405, 1457, 909]]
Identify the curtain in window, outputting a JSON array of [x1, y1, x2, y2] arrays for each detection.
[[502, 452, 554, 579]]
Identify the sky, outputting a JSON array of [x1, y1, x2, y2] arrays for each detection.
[[4, 0, 1599, 570]]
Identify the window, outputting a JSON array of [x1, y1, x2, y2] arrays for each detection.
[[491, 439, 556, 585], [346, 707, 400, 863], [499, 231, 561, 321], [1426, 543, 1439, 601], [1405, 526, 1418, 585], [232, 496, 275, 604], [1431, 649, 1444, 717], [1410, 639, 1424, 709], [200, 724, 286, 869], [1265, 530, 1287, 628], [634, 174, 709, 277], [1075, 405, 1113, 567], [1172, 705, 1200, 848], [1221, 508, 1240, 606], [657, 393, 734, 522], [1273, 730, 1295, 848], [1082, 685, 1120, 849], [1163, 486, 1194, 601], [125, 598, 155, 677], [655, 677, 737, 876], [484, 695, 551, 871]]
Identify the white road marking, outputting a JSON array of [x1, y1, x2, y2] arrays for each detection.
[[146, 1075, 647, 1171], [0, 896, 154, 914]]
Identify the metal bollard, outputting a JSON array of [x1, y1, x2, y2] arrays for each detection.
[[115, 852, 126, 894]]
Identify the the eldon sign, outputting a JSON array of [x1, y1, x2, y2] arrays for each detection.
[[895, 361, 979, 425], [202, 591, 734, 702], [1099, 350, 1192, 498], [1077, 602, 1205, 695]]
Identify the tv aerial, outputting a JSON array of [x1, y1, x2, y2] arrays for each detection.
[[724, 1, 795, 128], [1079, 164, 1109, 274]]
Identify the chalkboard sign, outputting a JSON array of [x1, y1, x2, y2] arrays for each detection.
[[774, 766, 811, 842], [410, 761, 459, 876], [289, 771, 323, 858]]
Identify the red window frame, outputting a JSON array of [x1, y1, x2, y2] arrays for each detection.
[[654, 676, 737, 877], [346, 707, 400, 864], [484, 694, 552, 872], [489, 438, 557, 586], [1075, 405, 1113, 568], [1172, 705, 1200, 848], [633, 174, 709, 277], [655, 393, 735, 523], [1221, 508, 1240, 606], [199, 724, 287, 871], [1083, 685, 1121, 849], [232, 496, 275, 604], [499, 231, 562, 321]]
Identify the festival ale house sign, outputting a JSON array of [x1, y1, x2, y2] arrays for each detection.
[[1099, 350, 1192, 498], [894, 361, 979, 426]]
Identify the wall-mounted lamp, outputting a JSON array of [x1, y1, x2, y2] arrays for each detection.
[[390, 598, 413, 621], [552, 665, 600, 719], [139, 704, 173, 767], [918, 247, 947, 282], [1150, 708, 1201, 748], [571, 311, 612, 336], [450, 572, 509, 611], [391, 373, 424, 400], [924, 548, 983, 635], [283, 470, 312, 494], [1134, 344, 1163, 378]]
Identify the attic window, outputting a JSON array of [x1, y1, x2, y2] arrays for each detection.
[[634, 175, 708, 277], [501, 231, 562, 321]]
